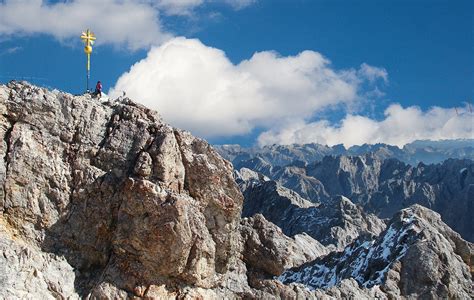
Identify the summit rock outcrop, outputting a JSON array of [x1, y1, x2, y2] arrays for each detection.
[[0, 81, 245, 298]]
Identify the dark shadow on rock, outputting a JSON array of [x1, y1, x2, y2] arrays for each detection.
[[42, 171, 124, 296]]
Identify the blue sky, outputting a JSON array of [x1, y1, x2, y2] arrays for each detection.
[[0, 0, 472, 146]]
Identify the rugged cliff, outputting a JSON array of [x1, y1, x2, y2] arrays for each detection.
[[0, 81, 244, 297]]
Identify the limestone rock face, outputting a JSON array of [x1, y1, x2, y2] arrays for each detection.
[[0, 81, 243, 297], [0, 219, 79, 299], [239, 214, 327, 277]]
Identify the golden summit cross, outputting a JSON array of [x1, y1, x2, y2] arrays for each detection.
[[80, 29, 96, 92]]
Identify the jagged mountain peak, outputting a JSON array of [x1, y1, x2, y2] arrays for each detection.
[[236, 169, 386, 249], [279, 204, 473, 298], [230, 141, 474, 242]]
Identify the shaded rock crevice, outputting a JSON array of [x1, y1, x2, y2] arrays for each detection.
[[173, 129, 188, 192], [1, 118, 15, 211], [95, 108, 120, 154]]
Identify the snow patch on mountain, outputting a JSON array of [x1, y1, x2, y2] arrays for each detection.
[[279, 207, 422, 289]]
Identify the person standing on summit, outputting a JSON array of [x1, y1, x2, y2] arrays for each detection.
[[95, 80, 102, 99]]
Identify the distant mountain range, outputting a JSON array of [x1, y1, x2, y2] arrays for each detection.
[[222, 142, 474, 242], [216, 139, 474, 166]]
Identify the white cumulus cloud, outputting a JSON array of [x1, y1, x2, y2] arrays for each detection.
[[110, 37, 376, 138], [257, 104, 474, 147], [0, 0, 170, 50], [0, 0, 257, 49]]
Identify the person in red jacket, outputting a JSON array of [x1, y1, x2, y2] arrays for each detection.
[[94, 81, 102, 99]]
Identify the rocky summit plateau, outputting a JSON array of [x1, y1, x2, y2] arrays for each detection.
[[1, 81, 473, 299]]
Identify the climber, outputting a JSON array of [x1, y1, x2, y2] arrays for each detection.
[[94, 80, 102, 99]]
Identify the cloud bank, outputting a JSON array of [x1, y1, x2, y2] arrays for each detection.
[[111, 37, 472, 146], [0, 0, 255, 49], [111, 37, 384, 137], [258, 104, 473, 147]]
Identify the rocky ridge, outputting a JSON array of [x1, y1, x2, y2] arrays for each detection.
[[236, 168, 386, 249], [234, 153, 474, 242]]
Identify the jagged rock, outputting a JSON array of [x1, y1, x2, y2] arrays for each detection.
[[0, 218, 79, 299], [313, 196, 386, 248], [311, 278, 388, 299], [279, 205, 474, 299], [272, 164, 330, 203], [234, 167, 269, 190], [233, 151, 474, 242], [237, 171, 385, 249], [133, 151, 153, 177], [308, 155, 474, 242], [0, 81, 243, 297], [239, 214, 327, 277], [88, 282, 128, 299]]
